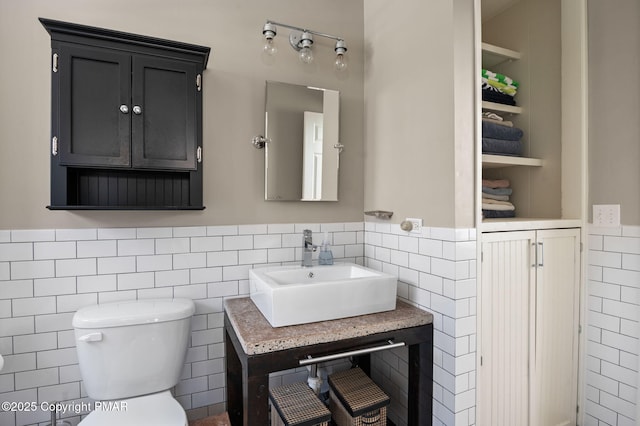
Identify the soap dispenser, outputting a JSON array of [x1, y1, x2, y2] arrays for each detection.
[[318, 232, 334, 265]]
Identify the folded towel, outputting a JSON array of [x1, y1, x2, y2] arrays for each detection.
[[482, 117, 514, 127], [482, 202, 515, 211], [482, 69, 519, 98], [482, 192, 510, 201], [482, 69, 519, 88], [482, 198, 515, 207], [482, 137, 523, 156], [482, 186, 513, 196], [482, 178, 511, 188], [482, 121, 523, 141], [482, 84, 517, 106], [483, 209, 516, 219], [482, 77, 518, 97], [482, 111, 504, 121]]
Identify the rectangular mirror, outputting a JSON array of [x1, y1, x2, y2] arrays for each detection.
[[264, 81, 340, 201]]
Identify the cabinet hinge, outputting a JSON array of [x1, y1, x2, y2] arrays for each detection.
[[580, 242, 584, 252], [52, 53, 58, 73], [197, 146, 202, 163], [480, 251, 483, 263], [196, 74, 202, 92], [51, 136, 58, 156], [578, 324, 582, 334], [480, 356, 483, 366]]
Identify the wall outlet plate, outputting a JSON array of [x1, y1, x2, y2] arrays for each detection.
[[405, 218, 422, 234], [593, 204, 620, 227]]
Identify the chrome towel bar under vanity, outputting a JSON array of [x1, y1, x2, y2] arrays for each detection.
[[299, 340, 405, 366]]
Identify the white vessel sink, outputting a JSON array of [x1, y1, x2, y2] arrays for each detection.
[[249, 262, 397, 327]]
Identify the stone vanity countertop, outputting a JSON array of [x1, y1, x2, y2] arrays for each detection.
[[224, 297, 434, 355]]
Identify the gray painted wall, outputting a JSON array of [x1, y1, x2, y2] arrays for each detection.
[[363, 0, 476, 229], [1, 0, 638, 230], [0, 0, 365, 230], [588, 0, 640, 226]]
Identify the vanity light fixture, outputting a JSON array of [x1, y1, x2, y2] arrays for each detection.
[[262, 21, 347, 71]]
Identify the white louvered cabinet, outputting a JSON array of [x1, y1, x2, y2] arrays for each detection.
[[477, 228, 580, 426]]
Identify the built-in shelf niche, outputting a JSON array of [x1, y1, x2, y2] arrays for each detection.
[[478, 0, 586, 227]]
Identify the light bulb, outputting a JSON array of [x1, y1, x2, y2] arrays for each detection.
[[262, 23, 278, 58], [334, 40, 348, 72], [263, 38, 277, 56], [334, 53, 347, 71], [296, 32, 314, 64], [299, 46, 314, 64]]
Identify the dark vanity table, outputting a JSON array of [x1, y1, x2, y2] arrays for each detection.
[[224, 297, 434, 425]]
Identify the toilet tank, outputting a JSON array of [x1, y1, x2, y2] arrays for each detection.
[[72, 298, 195, 400]]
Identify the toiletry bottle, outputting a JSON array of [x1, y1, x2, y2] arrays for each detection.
[[318, 233, 334, 265]]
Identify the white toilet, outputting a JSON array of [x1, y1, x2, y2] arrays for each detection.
[[72, 298, 195, 426]]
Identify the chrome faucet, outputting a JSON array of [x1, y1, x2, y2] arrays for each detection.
[[302, 229, 317, 267]]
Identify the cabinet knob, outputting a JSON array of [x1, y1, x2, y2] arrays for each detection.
[[119, 105, 129, 114], [133, 105, 142, 115]]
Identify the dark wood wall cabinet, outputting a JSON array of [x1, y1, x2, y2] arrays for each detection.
[[40, 18, 211, 210]]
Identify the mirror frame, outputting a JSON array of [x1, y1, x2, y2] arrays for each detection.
[[263, 81, 340, 201]]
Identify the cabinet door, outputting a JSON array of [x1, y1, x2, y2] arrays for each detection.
[[478, 231, 536, 426], [58, 44, 131, 167], [530, 228, 580, 426], [131, 56, 198, 170], [479, 228, 580, 426]]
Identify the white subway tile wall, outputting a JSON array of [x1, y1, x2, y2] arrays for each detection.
[[364, 222, 477, 426], [8, 221, 634, 426], [0, 223, 365, 426], [585, 225, 640, 426]]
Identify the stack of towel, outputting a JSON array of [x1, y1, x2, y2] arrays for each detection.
[[482, 178, 515, 219], [481, 68, 519, 106], [482, 111, 524, 156]]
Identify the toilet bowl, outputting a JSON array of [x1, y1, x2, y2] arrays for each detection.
[[72, 298, 195, 426]]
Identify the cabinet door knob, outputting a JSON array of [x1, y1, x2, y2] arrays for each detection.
[[119, 105, 129, 114], [133, 105, 142, 115]]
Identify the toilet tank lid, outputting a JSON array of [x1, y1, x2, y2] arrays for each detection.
[[72, 298, 195, 329]]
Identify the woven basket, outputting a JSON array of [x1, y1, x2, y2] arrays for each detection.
[[328, 368, 390, 426], [270, 382, 331, 426]]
